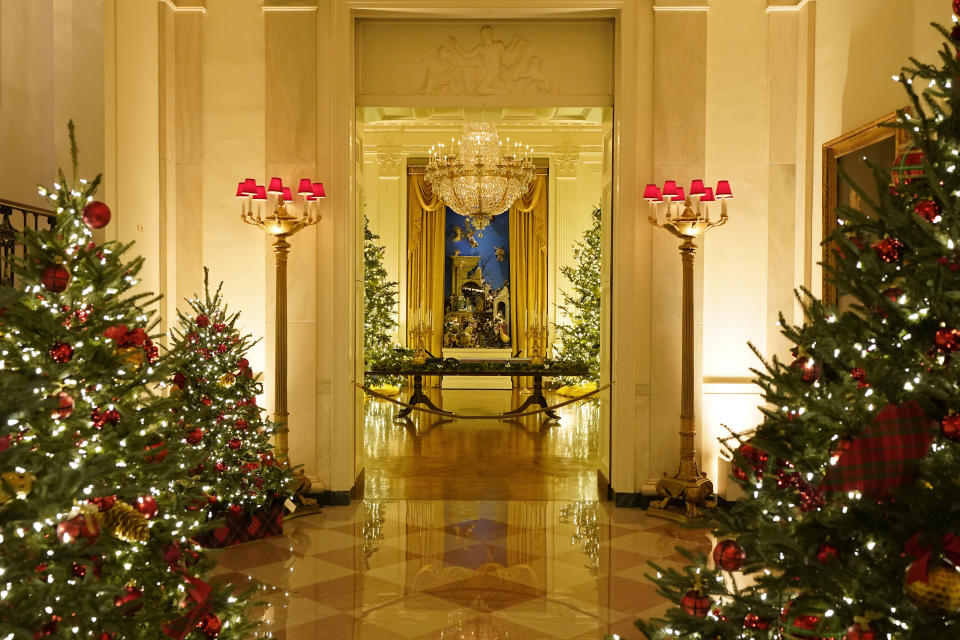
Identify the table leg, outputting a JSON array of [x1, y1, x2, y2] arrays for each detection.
[[503, 375, 559, 420], [398, 373, 448, 418]]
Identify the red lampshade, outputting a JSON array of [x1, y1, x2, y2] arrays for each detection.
[[674, 187, 686, 202], [297, 178, 313, 195], [242, 178, 257, 194], [643, 184, 661, 201], [312, 182, 326, 198], [235, 182, 247, 198], [700, 187, 715, 202], [281, 187, 293, 201], [305, 196, 317, 201], [267, 177, 284, 194], [715, 180, 733, 198], [689, 179, 706, 195], [253, 186, 268, 201], [662, 180, 678, 197]]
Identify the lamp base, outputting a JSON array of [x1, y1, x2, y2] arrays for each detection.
[[649, 469, 717, 521]]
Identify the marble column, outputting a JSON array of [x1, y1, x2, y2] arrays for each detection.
[[376, 151, 403, 343]]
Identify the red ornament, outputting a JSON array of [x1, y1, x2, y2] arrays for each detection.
[[186, 428, 204, 445], [200, 396, 212, 406], [195, 314, 210, 328], [51, 391, 74, 420], [816, 541, 839, 564], [791, 356, 821, 384], [89, 495, 116, 511], [873, 237, 904, 263], [850, 367, 869, 389], [228, 437, 242, 450], [237, 358, 249, 370], [914, 199, 940, 222], [81, 201, 112, 229], [845, 623, 878, 640], [91, 406, 121, 429], [954, 0, 960, 16], [71, 556, 103, 580], [135, 495, 159, 519], [713, 539, 746, 571], [41, 265, 70, 293], [196, 613, 222, 638], [57, 513, 100, 546], [114, 586, 143, 615], [144, 441, 168, 463], [743, 613, 770, 630], [935, 327, 960, 352], [49, 342, 74, 363], [215, 461, 227, 472], [100, 633, 116, 640], [942, 414, 960, 441], [680, 589, 711, 617], [228, 504, 243, 516], [883, 287, 903, 302], [33, 615, 62, 638], [0, 434, 10, 454], [234, 418, 248, 430]]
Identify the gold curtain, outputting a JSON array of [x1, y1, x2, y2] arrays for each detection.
[[407, 174, 445, 387], [509, 174, 548, 389]]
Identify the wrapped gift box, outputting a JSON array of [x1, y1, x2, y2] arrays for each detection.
[[196, 502, 284, 548]]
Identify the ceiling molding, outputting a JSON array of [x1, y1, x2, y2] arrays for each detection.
[[652, 1, 709, 12], [158, 0, 207, 12], [262, 2, 319, 11], [766, 0, 814, 12]]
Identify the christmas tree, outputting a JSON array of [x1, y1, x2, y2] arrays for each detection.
[[169, 268, 291, 524], [363, 216, 401, 386], [0, 123, 257, 639], [554, 205, 601, 385], [635, 11, 960, 640]]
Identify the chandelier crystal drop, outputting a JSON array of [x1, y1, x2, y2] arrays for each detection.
[[425, 122, 535, 230]]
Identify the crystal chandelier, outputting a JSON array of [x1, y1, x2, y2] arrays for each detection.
[[426, 122, 535, 230]]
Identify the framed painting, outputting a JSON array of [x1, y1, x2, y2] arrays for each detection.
[[822, 109, 911, 308]]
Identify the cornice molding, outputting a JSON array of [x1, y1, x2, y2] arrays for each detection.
[[262, 2, 319, 12], [158, 0, 206, 13], [766, 0, 815, 13], [652, 1, 709, 12]]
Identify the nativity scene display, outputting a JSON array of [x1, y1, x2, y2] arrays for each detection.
[[443, 210, 511, 349]]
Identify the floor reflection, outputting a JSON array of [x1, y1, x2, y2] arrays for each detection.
[[362, 390, 602, 501], [212, 500, 710, 639]]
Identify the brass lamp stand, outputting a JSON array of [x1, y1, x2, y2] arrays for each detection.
[[645, 179, 732, 519], [237, 177, 324, 510]]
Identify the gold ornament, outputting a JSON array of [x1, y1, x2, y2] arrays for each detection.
[[94, 499, 150, 543], [0, 471, 35, 504], [115, 346, 145, 370], [904, 563, 960, 612], [218, 373, 236, 388], [169, 385, 181, 398]]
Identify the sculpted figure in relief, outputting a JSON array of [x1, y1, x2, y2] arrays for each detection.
[[420, 25, 548, 96]]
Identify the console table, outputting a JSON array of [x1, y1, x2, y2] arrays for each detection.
[[365, 361, 590, 420]]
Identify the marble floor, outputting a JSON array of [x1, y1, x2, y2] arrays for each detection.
[[211, 391, 708, 639]]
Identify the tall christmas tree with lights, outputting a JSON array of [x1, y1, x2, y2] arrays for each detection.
[[635, 10, 960, 640], [0, 124, 256, 639], [363, 216, 401, 385], [554, 205, 601, 385], [169, 269, 291, 535]]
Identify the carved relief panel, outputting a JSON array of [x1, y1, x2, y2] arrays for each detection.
[[357, 20, 614, 107]]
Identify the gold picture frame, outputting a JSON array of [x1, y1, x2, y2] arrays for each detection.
[[821, 109, 911, 306]]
